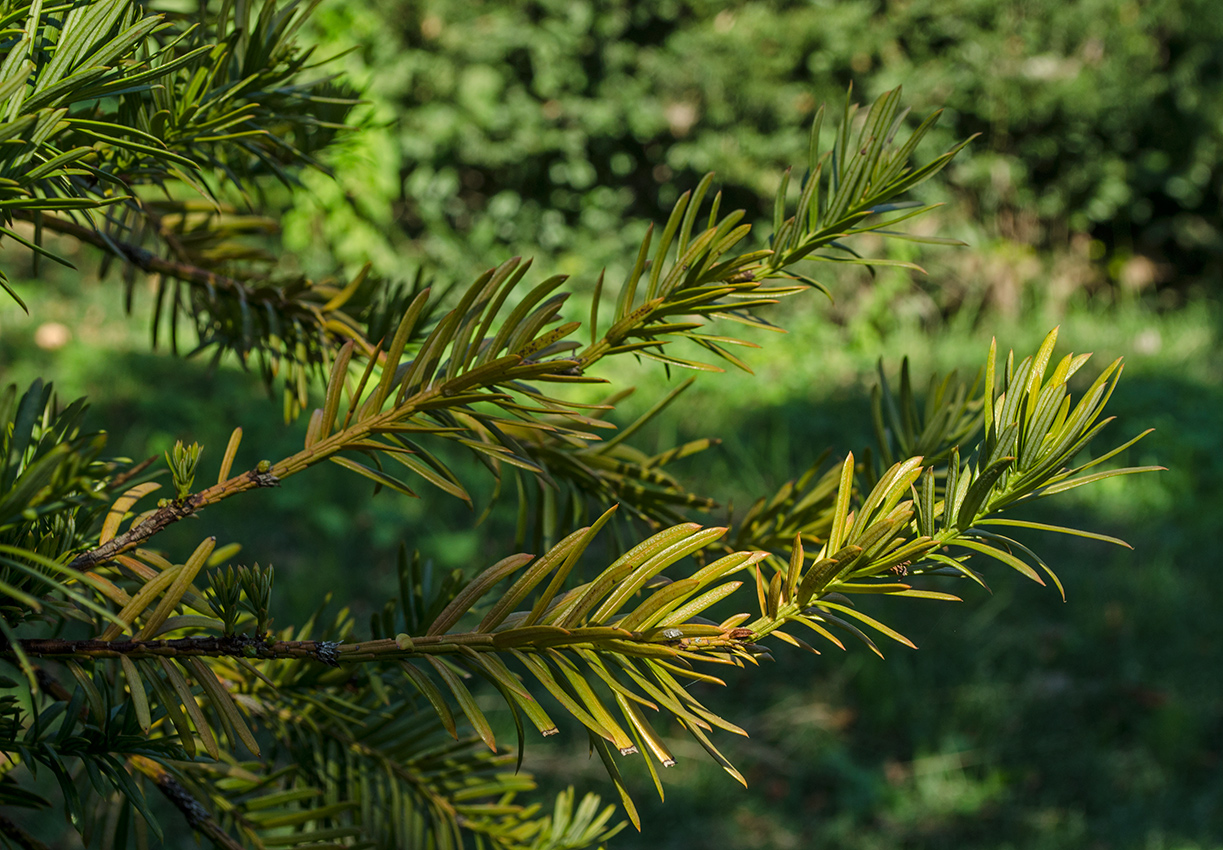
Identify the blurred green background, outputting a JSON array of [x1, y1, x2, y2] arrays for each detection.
[[2, 0, 1221, 847]]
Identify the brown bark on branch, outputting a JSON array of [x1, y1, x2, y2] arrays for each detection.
[[128, 757, 246, 850], [17, 211, 370, 346], [2, 629, 756, 665], [13, 669, 245, 850], [22, 211, 254, 296], [0, 815, 51, 850], [68, 467, 281, 571], [4, 635, 339, 665]]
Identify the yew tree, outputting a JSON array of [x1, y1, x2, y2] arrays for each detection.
[[0, 1, 1157, 848]]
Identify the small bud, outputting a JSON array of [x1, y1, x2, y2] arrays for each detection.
[[165, 441, 202, 500]]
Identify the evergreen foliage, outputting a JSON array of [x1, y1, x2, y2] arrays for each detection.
[[0, 1, 1158, 847]]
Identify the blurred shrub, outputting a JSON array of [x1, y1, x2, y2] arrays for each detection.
[[289, 0, 1222, 295]]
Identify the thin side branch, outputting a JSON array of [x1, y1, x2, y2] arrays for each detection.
[[21, 669, 244, 850], [17, 212, 369, 352], [106, 455, 159, 492], [23, 211, 254, 297], [128, 756, 245, 850], [6, 635, 340, 665], [2, 630, 758, 665], [69, 467, 281, 570], [0, 814, 51, 850]]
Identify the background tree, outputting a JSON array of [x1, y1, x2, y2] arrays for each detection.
[[0, 1, 1160, 848], [291, 0, 1223, 302]]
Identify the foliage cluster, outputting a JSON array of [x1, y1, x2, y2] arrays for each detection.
[[292, 0, 1223, 293], [0, 1, 1160, 849]]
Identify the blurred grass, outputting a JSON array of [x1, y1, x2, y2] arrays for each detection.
[[2, 237, 1218, 847]]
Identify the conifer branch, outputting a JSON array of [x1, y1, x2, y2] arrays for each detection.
[[0, 814, 50, 850], [128, 757, 246, 850], [21, 211, 256, 298], [69, 468, 281, 570], [0, 11, 1161, 842], [3, 635, 340, 664]]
